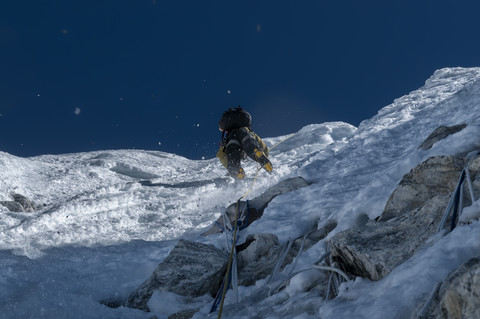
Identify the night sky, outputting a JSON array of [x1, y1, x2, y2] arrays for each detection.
[[2, 1, 480, 160]]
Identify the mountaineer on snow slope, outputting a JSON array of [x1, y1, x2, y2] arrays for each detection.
[[216, 106, 273, 179]]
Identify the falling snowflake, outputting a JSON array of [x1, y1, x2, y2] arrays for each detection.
[[74, 107, 81, 115]]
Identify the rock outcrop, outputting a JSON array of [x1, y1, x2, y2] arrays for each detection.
[[330, 154, 480, 281], [237, 221, 336, 287], [413, 257, 480, 319], [127, 239, 227, 311], [127, 219, 337, 315], [380, 156, 466, 222], [418, 124, 467, 151], [0, 193, 35, 212]]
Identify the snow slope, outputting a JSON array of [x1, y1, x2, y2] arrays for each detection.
[[1, 67, 480, 318]]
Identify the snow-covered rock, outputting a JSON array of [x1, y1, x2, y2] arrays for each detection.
[[381, 155, 466, 222], [330, 154, 480, 281], [414, 257, 480, 319], [0, 193, 35, 212], [418, 124, 467, 151], [127, 239, 227, 311]]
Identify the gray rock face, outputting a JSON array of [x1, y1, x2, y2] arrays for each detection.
[[330, 155, 472, 281], [237, 221, 337, 286], [12, 194, 35, 212], [414, 257, 480, 319], [0, 193, 35, 212], [237, 233, 283, 286], [438, 258, 480, 319], [418, 124, 467, 150], [467, 156, 480, 201], [127, 223, 336, 314], [167, 309, 198, 319], [0, 201, 25, 212], [381, 156, 465, 222], [331, 195, 449, 280], [127, 239, 227, 311]]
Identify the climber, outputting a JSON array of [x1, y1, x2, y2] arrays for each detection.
[[217, 106, 272, 179]]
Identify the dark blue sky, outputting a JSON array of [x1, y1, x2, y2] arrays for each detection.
[[1, 1, 480, 160]]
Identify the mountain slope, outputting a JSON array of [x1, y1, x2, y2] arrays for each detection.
[[1, 67, 480, 318]]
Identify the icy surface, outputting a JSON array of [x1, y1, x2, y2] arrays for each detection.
[[1, 67, 480, 318]]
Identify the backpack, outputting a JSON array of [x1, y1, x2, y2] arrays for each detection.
[[219, 107, 252, 131]]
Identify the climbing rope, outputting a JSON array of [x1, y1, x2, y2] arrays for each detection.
[[216, 164, 262, 318], [311, 265, 350, 282], [269, 133, 296, 151], [214, 133, 297, 318], [437, 151, 479, 234], [216, 199, 241, 319], [240, 165, 261, 199]]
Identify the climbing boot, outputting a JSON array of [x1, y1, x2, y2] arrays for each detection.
[[228, 167, 245, 180], [254, 149, 273, 173]]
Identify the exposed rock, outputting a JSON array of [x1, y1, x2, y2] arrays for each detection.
[[331, 195, 449, 281], [202, 177, 309, 235], [12, 194, 35, 212], [330, 155, 475, 281], [167, 308, 198, 319], [0, 193, 35, 212], [236, 221, 337, 286], [413, 257, 480, 319], [237, 233, 283, 286], [0, 201, 25, 212], [127, 177, 330, 314], [467, 155, 480, 201], [127, 239, 227, 311], [418, 124, 467, 150], [380, 156, 465, 222]]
